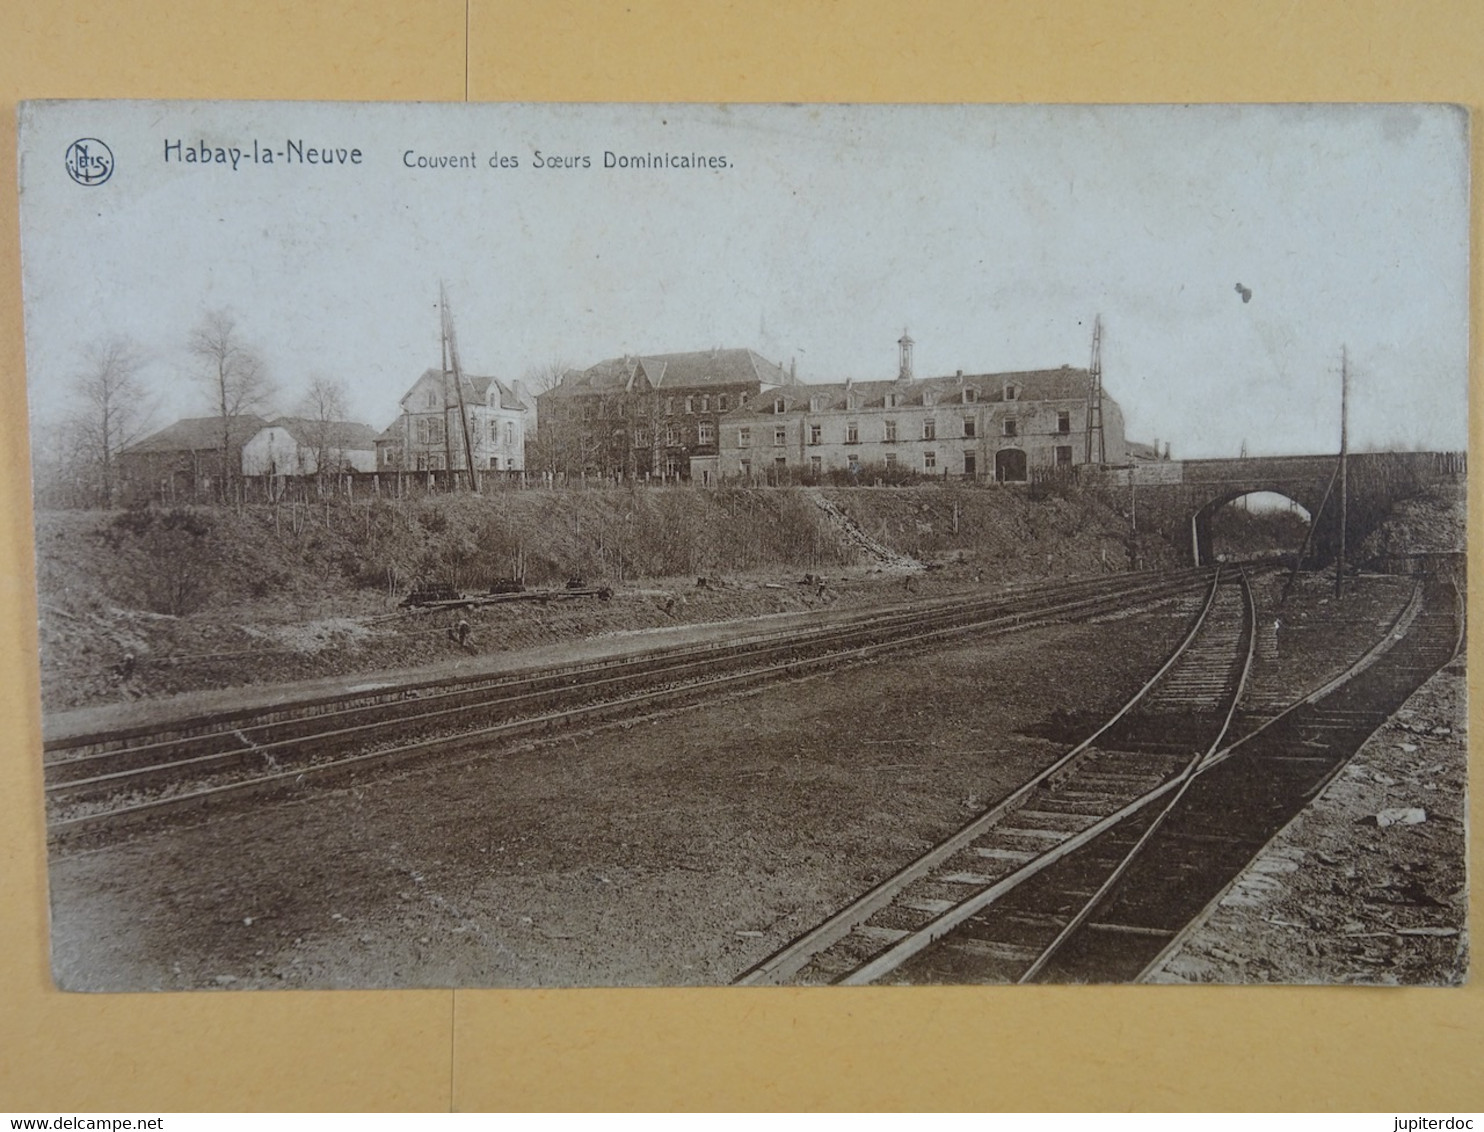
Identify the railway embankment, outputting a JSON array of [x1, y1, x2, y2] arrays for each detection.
[[33, 482, 1174, 712]]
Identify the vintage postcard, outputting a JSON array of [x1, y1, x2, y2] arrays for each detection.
[[17, 101, 1467, 990]]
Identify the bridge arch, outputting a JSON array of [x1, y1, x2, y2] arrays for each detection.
[[1190, 488, 1315, 565], [1123, 452, 1462, 568]]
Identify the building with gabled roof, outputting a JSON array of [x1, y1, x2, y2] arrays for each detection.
[[535, 347, 798, 482], [117, 413, 271, 499], [388, 367, 536, 475], [718, 337, 1129, 483], [241, 417, 380, 476]]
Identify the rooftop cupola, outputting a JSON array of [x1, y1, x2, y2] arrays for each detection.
[[897, 329, 914, 382]]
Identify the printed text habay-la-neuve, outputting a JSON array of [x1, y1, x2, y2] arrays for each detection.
[[164, 139, 363, 170]]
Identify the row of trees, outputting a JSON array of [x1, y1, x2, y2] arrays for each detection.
[[41, 310, 354, 508]]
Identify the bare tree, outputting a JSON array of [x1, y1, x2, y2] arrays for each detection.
[[521, 357, 574, 395], [523, 358, 586, 479], [190, 309, 274, 497], [64, 336, 157, 506], [296, 374, 350, 477]]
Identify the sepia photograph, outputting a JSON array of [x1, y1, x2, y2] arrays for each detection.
[[17, 100, 1468, 991]]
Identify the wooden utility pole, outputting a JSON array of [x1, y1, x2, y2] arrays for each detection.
[[440, 296, 455, 480], [1084, 315, 1106, 465], [1336, 345, 1349, 597], [440, 283, 481, 493]]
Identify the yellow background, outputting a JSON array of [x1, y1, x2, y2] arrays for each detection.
[[2, 0, 1481, 1111]]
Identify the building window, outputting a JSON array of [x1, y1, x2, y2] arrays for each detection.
[[964, 387, 978, 403], [774, 426, 787, 446], [1057, 411, 1071, 434], [774, 398, 786, 413], [964, 451, 977, 476], [416, 417, 445, 445], [847, 454, 860, 473], [923, 418, 936, 441], [809, 455, 822, 476], [963, 417, 976, 438], [846, 421, 859, 444], [664, 456, 682, 477], [809, 396, 824, 412], [884, 420, 897, 443], [582, 403, 595, 421], [739, 392, 749, 407], [700, 395, 710, 412], [809, 423, 822, 445], [923, 450, 937, 471], [738, 427, 751, 447], [774, 455, 787, 468], [717, 395, 728, 411], [922, 390, 935, 407], [884, 452, 897, 467], [740, 459, 751, 476], [1003, 417, 1018, 438], [1006, 384, 1019, 401], [1056, 445, 1073, 467], [685, 396, 695, 414], [665, 398, 675, 415], [885, 392, 898, 408], [665, 426, 681, 446], [698, 422, 715, 444], [505, 421, 515, 446], [425, 389, 437, 408], [488, 421, 498, 442], [634, 429, 649, 447]]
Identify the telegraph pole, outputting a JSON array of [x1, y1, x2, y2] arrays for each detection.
[[1084, 315, 1106, 465], [1336, 345, 1349, 597]]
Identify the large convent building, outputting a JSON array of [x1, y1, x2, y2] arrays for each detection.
[[535, 347, 798, 484], [716, 334, 1129, 483]]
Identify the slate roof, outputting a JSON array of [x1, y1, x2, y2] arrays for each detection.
[[549, 348, 794, 396], [403, 368, 529, 411], [260, 417, 381, 450], [123, 414, 270, 454], [728, 367, 1100, 418]]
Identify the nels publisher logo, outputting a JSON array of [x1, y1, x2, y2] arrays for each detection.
[[65, 138, 114, 186]]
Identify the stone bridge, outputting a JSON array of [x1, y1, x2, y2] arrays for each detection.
[[1104, 451, 1465, 566]]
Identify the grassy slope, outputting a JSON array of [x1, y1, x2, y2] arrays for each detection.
[[33, 483, 1173, 710]]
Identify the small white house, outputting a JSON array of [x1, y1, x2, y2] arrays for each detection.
[[241, 417, 380, 477]]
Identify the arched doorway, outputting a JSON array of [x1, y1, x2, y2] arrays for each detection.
[[995, 448, 1027, 483]]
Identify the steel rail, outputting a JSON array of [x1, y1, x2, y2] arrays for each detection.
[[832, 571, 1254, 987], [49, 571, 1213, 838], [48, 571, 1203, 796], [733, 568, 1229, 987], [1131, 575, 1459, 982], [46, 568, 1204, 767], [740, 569, 1424, 987], [1015, 570, 1257, 982]]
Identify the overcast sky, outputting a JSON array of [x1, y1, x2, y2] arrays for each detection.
[[18, 101, 1469, 459]]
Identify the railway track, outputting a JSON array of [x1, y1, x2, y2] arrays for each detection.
[[45, 567, 1213, 841], [737, 569, 1452, 987]]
